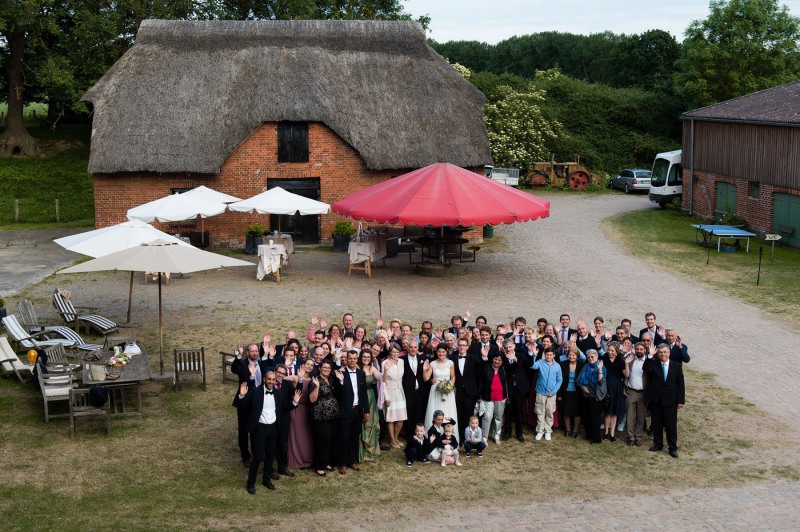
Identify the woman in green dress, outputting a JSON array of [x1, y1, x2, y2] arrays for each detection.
[[358, 349, 382, 462]]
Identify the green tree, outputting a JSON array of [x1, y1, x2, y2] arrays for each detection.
[[675, 0, 800, 108], [483, 83, 561, 172]]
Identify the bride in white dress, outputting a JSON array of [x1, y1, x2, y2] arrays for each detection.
[[423, 345, 458, 428]]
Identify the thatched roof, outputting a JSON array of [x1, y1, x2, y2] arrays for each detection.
[[681, 80, 800, 125], [84, 19, 491, 174]]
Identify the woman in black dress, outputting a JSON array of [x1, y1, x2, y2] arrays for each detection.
[[558, 345, 585, 438], [602, 341, 626, 442], [578, 349, 606, 444], [309, 360, 338, 477]]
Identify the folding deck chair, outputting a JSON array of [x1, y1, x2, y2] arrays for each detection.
[[52, 288, 118, 337], [2, 315, 75, 350], [18, 300, 103, 351]]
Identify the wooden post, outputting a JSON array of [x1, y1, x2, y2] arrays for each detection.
[[14, 199, 19, 222], [55, 198, 60, 222]]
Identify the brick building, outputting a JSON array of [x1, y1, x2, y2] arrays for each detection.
[[83, 20, 491, 245], [681, 81, 800, 247]]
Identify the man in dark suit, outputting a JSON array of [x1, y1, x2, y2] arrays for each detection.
[[332, 350, 369, 475], [643, 344, 685, 458], [402, 339, 429, 438], [452, 338, 483, 444], [468, 326, 499, 360], [234, 369, 301, 494], [231, 342, 269, 468], [503, 339, 532, 442], [665, 328, 691, 365], [556, 314, 577, 357], [639, 312, 665, 345], [273, 363, 297, 478]]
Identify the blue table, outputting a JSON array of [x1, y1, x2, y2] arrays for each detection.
[[692, 224, 757, 252]]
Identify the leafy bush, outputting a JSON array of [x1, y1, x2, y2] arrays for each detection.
[[332, 221, 356, 236], [244, 224, 266, 237]]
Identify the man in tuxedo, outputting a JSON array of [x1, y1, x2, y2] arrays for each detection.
[[452, 338, 482, 443], [333, 350, 369, 475], [666, 328, 691, 365], [639, 312, 665, 345], [643, 344, 685, 458], [231, 342, 268, 468], [556, 314, 577, 357], [402, 340, 429, 437], [468, 326, 499, 361], [503, 339, 532, 442], [273, 363, 297, 478], [234, 370, 301, 494]]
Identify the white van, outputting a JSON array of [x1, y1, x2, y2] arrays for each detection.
[[649, 150, 682, 208]]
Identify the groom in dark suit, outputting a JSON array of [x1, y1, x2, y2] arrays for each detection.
[[234, 369, 301, 494], [452, 338, 482, 444], [402, 340, 429, 438], [333, 350, 369, 475], [643, 344, 685, 458]]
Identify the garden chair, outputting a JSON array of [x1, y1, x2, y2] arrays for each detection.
[[174, 347, 206, 392], [42, 344, 81, 374], [69, 388, 111, 438], [37, 368, 75, 422], [52, 288, 118, 337], [2, 314, 74, 351], [0, 335, 35, 383], [17, 299, 101, 351]]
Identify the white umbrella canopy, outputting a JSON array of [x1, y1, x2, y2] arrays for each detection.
[[126, 190, 234, 223], [54, 220, 194, 323], [58, 240, 252, 375], [53, 219, 191, 258], [229, 186, 330, 215], [181, 185, 241, 205]]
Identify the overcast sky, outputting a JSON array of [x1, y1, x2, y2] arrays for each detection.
[[404, 0, 800, 44]]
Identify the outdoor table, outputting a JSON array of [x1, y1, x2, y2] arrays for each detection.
[[256, 243, 288, 282], [358, 233, 387, 262], [82, 349, 152, 415], [347, 241, 374, 277], [416, 237, 468, 263], [692, 224, 757, 252]]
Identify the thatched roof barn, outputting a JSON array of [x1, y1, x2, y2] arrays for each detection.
[[84, 19, 491, 174]]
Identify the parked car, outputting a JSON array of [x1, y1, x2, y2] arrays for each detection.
[[610, 168, 652, 193]]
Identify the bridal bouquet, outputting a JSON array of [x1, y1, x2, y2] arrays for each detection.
[[436, 379, 454, 401]]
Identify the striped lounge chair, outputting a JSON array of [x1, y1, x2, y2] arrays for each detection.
[[52, 289, 118, 337]]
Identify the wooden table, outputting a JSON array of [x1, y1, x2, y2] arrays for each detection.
[[82, 349, 152, 415]]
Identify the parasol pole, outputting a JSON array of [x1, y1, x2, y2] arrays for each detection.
[[378, 289, 382, 318], [158, 271, 164, 376], [127, 271, 134, 323]]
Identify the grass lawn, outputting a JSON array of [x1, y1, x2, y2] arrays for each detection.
[[0, 124, 93, 226], [603, 208, 800, 325]]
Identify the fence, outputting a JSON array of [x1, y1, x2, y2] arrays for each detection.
[[0, 198, 94, 224]]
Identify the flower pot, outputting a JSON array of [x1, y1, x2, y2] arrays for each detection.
[[483, 225, 494, 238], [0, 307, 6, 320], [245, 235, 264, 255], [332, 235, 351, 252]]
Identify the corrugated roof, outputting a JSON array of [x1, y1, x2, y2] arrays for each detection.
[[681, 80, 800, 124]]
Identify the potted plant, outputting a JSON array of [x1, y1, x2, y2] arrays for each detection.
[[244, 223, 267, 255], [332, 221, 356, 252], [0, 296, 6, 319]]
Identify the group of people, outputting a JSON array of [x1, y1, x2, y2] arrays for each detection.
[[231, 311, 688, 494]]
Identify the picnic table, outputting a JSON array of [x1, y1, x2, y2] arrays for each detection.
[[82, 349, 152, 415], [692, 224, 757, 253]]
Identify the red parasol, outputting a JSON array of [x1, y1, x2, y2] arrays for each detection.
[[331, 162, 549, 226]]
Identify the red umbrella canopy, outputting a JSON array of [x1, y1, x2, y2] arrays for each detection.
[[332, 162, 550, 226]]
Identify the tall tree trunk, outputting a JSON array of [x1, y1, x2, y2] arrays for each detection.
[[0, 27, 40, 157]]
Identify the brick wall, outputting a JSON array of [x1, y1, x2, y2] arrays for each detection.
[[94, 123, 488, 247], [682, 169, 799, 234]]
